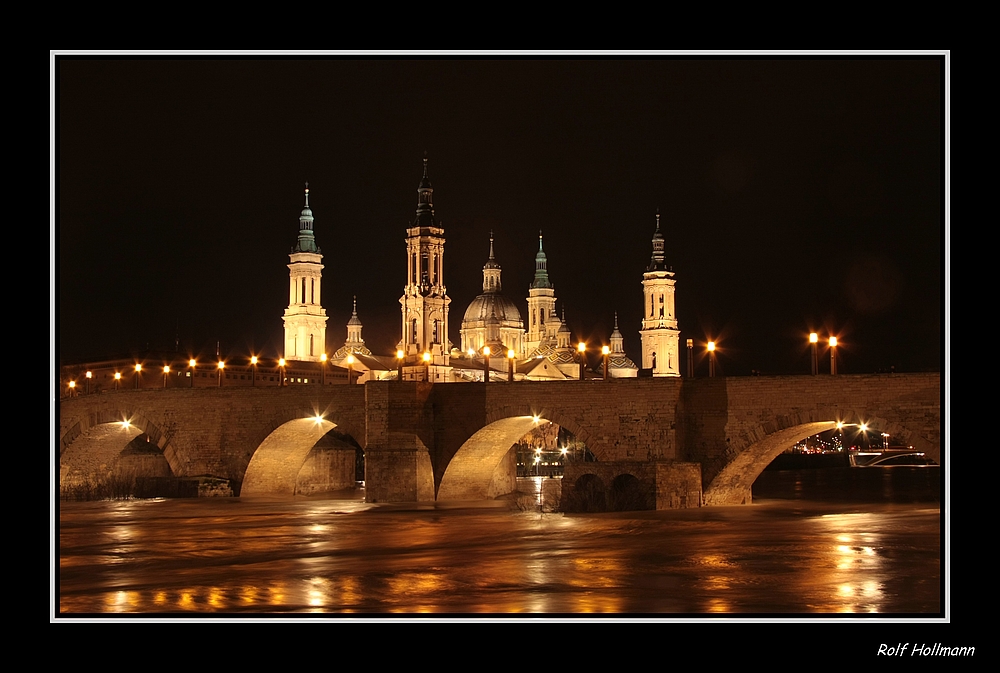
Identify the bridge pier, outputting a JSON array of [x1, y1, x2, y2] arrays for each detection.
[[563, 461, 703, 511], [365, 448, 435, 503]]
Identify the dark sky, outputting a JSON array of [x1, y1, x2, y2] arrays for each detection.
[[56, 56, 946, 375]]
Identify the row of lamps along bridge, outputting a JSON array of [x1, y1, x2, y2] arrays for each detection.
[[64, 332, 843, 394]]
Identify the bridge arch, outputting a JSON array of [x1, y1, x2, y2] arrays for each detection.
[[436, 406, 599, 501], [241, 409, 366, 497], [59, 408, 179, 491], [703, 413, 940, 506]]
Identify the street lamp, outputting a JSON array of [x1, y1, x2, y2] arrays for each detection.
[[423, 351, 432, 382], [250, 356, 258, 387], [707, 341, 716, 377], [134, 363, 142, 389], [577, 342, 586, 380], [482, 346, 491, 382], [686, 339, 693, 378], [163, 365, 170, 388], [809, 333, 819, 375], [279, 358, 286, 387], [114, 371, 121, 391], [829, 336, 838, 375], [602, 345, 610, 381], [320, 353, 327, 386], [346, 354, 356, 385], [396, 349, 404, 381], [507, 348, 515, 382], [85, 370, 92, 395], [217, 360, 225, 387], [68, 380, 76, 397], [189, 359, 196, 388]]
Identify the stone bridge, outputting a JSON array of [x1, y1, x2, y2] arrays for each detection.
[[57, 373, 941, 507]]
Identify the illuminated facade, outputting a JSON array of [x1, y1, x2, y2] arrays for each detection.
[[640, 212, 680, 377], [283, 184, 328, 362], [460, 234, 525, 356], [398, 157, 452, 381]]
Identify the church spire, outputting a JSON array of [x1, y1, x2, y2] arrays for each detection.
[[483, 232, 502, 292], [414, 152, 436, 228], [294, 182, 319, 253], [531, 231, 553, 289], [647, 209, 667, 272], [611, 311, 625, 353]]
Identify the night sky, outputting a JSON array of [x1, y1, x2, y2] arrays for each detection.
[[56, 56, 946, 376]]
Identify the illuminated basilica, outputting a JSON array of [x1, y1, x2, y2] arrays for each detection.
[[282, 157, 678, 382]]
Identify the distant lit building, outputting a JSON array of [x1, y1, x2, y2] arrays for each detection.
[[282, 184, 328, 362], [331, 298, 395, 383], [640, 211, 680, 377]]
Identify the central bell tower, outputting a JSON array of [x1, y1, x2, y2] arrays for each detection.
[[399, 155, 451, 380]]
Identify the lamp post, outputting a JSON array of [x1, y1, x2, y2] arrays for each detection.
[[396, 349, 404, 381], [85, 370, 92, 395], [217, 360, 225, 387], [707, 341, 716, 377], [686, 339, 693, 378], [482, 346, 491, 382], [163, 365, 170, 388], [346, 354, 355, 385], [320, 353, 326, 386], [423, 351, 432, 382], [279, 358, 286, 387], [134, 363, 142, 389], [114, 371, 121, 391], [829, 336, 838, 375], [68, 380, 76, 397], [189, 359, 196, 388], [251, 356, 258, 387], [507, 348, 515, 382], [809, 332, 819, 375], [602, 345, 610, 381], [577, 342, 586, 380]]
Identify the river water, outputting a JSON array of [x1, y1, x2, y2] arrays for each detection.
[[56, 468, 941, 616]]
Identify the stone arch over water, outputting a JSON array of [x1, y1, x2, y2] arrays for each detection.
[[436, 408, 597, 501], [703, 413, 940, 506], [60, 408, 178, 490]]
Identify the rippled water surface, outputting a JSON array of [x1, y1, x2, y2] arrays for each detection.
[[58, 473, 940, 615]]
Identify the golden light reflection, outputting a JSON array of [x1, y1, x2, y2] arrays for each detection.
[[569, 595, 624, 613], [105, 590, 141, 612], [154, 591, 167, 605], [269, 583, 286, 605], [178, 591, 194, 609], [240, 586, 258, 605], [208, 587, 225, 609], [388, 572, 446, 597], [706, 598, 731, 613]]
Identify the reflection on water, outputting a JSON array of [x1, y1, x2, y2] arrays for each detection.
[[58, 486, 940, 615]]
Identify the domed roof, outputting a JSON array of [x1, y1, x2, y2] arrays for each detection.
[[463, 292, 522, 325]]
